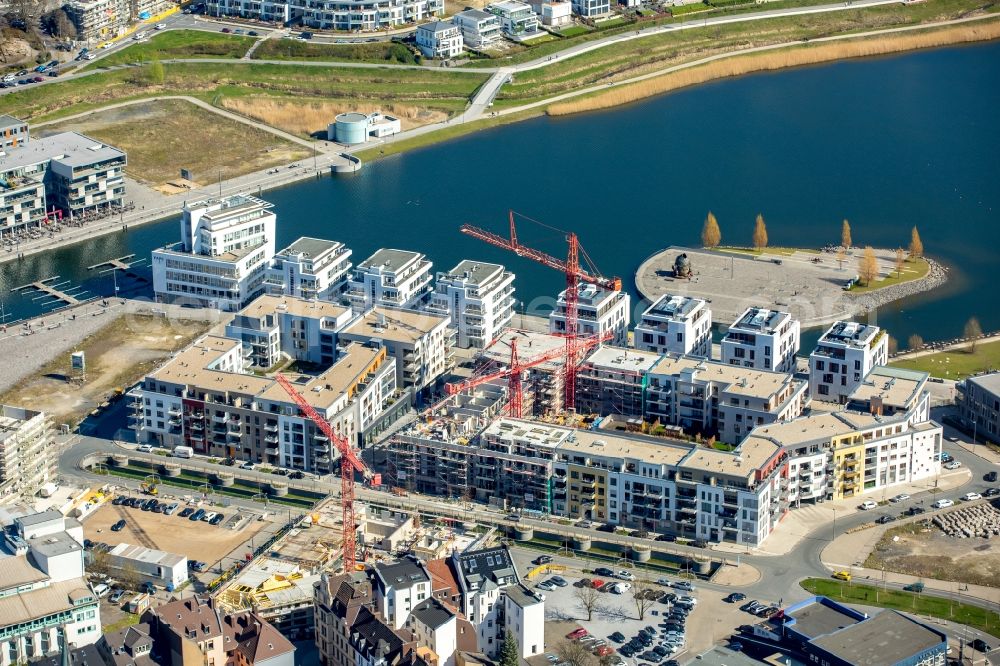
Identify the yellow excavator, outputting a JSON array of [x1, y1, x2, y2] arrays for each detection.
[[140, 481, 158, 496]]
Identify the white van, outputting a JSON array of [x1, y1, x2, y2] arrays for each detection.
[[2, 74, 15, 83], [172, 446, 194, 459], [201, 511, 218, 522], [92, 583, 110, 597]]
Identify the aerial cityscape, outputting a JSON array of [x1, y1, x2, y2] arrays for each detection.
[[0, 0, 996, 664]]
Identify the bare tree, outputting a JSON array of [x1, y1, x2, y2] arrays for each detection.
[[88, 549, 111, 577], [574, 583, 602, 621], [701, 211, 721, 249], [557, 639, 593, 666], [907, 334, 924, 351], [632, 578, 657, 621], [119, 562, 141, 591], [894, 247, 905, 278], [887, 335, 898, 356], [858, 246, 878, 286], [909, 226, 924, 259], [964, 317, 983, 353], [752, 214, 768, 251], [841, 219, 852, 249]]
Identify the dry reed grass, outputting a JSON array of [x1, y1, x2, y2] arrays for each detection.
[[220, 97, 448, 136], [547, 21, 1000, 116]]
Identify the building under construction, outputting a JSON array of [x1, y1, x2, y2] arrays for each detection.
[[480, 329, 566, 417], [575, 346, 660, 418]]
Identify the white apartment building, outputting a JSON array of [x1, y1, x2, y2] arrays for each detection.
[[407, 598, 457, 666], [451, 546, 520, 657], [549, 284, 630, 347], [152, 194, 277, 312], [345, 248, 434, 312], [416, 21, 464, 59], [502, 585, 544, 660], [810, 320, 889, 403], [533, 0, 571, 25], [339, 306, 451, 396], [66, 0, 171, 41], [373, 556, 432, 630], [634, 293, 712, 357], [427, 260, 515, 349], [302, 0, 444, 30], [571, 0, 609, 17], [721, 307, 800, 373], [0, 405, 54, 506], [0, 130, 126, 237], [645, 354, 807, 444], [0, 511, 101, 665], [486, 0, 539, 37], [265, 236, 353, 301], [205, 0, 302, 23], [452, 9, 503, 47]]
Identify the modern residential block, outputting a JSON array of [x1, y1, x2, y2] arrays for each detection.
[[721, 306, 800, 372], [0, 115, 28, 149], [957, 372, 1000, 444], [426, 260, 515, 349], [0, 405, 55, 506], [0, 130, 126, 237], [152, 194, 276, 312], [265, 236, 353, 301], [634, 293, 712, 357], [485, 0, 540, 38], [345, 248, 434, 312], [549, 284, 630, 347], [575, 346, 661, 418], [301, 0, 444, 30], [809, 320, 889, 403], [452, 9, 503, 48], [416, 21, 464, 59], [571, 0, 609, 17]]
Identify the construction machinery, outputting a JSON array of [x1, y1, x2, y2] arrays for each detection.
[[275, 373, 370, 572], [461, 211, 622, 410], [445, 330, 612, 419], [140, 481, 158, 496]]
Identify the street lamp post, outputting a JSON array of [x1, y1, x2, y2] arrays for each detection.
[[832, 507, 837, 542]]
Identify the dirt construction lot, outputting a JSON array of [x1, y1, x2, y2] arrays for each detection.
[[0, 313, 210, 429], [84, 500, 266, 567], [865, 519, 1000, 589]]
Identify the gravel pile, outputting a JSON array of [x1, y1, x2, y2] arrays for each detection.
[[933, 503, 1000, 539], [850, 257, 948, 313]]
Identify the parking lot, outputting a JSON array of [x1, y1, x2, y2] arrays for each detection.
[[83, 494, 268, 568], [527, 565, 751, 664]]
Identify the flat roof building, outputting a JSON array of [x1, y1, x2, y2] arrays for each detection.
[[549, 284, 630, 347], [266, 236, 353, 301], [345, 248, 434, 312], [0, 405, 55, 506], [958, 372, 1000, 445], [721, 306, 800, 373], [810, 320, 889, 403], [634, 293, 712, 357], [427, 260, 515, 350]]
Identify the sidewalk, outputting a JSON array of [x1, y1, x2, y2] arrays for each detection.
[[820, 519, 1000, 606], [712, 468, 972, 558]]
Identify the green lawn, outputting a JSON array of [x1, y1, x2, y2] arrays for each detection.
[[87, 30, 256, 67], [0, 61, 487, 122], [556, 26, 592, 37], [253, 38, 420, 64], [801, 578, 1000, 639], [891, 339, 1000, 380], [848, 258, 930, 294]]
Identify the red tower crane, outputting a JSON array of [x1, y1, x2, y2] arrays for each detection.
[[461, 211, 622, 410], [445, 331, 611, 418], [275, 372, 369, 572]]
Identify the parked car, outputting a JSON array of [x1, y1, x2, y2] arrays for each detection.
[[671, 581, 694, 592], [986, 471, 998, 482], [155, 22, 165, 29], [240, 461, 255, 470], [533, 555, 553, 565], [832, 570, 852, 582], [890, 493, 910, 503], [550, 576, 568, 587], [903, 581, 925, 592], [616, 570, 635, 581], [875, 515, 896, 524], [109, 589, 127, 603], [724, 592, 747, 603], [985, 487, 1000, 498], [859, 500, 878, 510], [209, 513, 225, 525], [248, 30, 259, 36], [944, 461, 963, 470], [567, 628, 588, 640], [111, 519, 126, 532], [962, 492, 983, 501], [932, 499, 955, 509], [221, 27, 231, 33], [93, 584, 111, 597], [137, 444, 153, 453], [905, 506, 926, 516], [190, 508, 206, 521], [594, 567, 614, 577], [971, 639, 992, 653], [611, 582, 632, 594], [609, 632, 626, 643], [162, 503, 179, 515], [201, 511, 219, 523], [536, 580, 554, 592], [179, 507, 195, 518], [289, 470, 305, 479]]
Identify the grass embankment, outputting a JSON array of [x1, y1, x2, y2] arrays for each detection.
[[546, 16, 1000, 116], [891, 339, 1000, 380], [0, 61, 488, 123], [354, 108, 543, 161], [801, 578, 1000, 639], [43, 99, 309, 186], [87, 30, 256, 67], [848, 258, 930, 294], [253, 38, 420, 64]]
